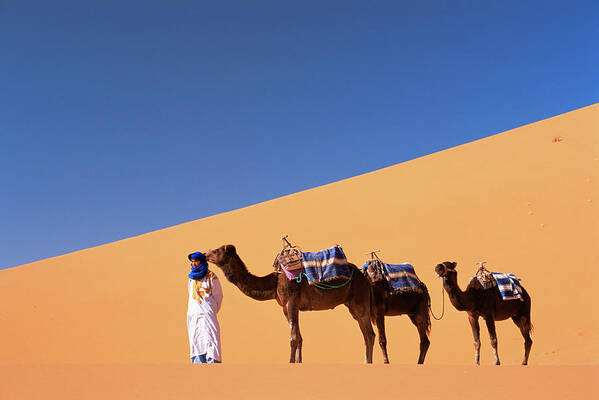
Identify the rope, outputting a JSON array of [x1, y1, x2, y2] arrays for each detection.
[[429, 278, 445, 320], [296, 267, 355, 290]]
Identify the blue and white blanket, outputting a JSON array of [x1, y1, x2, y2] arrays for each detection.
[[301, 246, 352, 285], [383, 263, 423, 293], [492, 272, 524, 301], [361, 261, 423, 293]]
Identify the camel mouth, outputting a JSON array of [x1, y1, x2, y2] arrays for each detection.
[[205, 250, 216, 263], [434, 265, 446, 277]]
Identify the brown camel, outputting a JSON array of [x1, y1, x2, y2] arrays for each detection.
[[205, 244, 375, 363], [434, 261, 533, 365], [363, 262, 431, 364]]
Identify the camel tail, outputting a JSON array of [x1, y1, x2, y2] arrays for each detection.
[[422, 282, 432, 338], [357, 264, 377, 325]]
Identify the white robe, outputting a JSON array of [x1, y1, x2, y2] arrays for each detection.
[[187, 271, 223, 361]]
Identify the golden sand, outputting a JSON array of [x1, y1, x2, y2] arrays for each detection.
[[1, 104, 597, 398]]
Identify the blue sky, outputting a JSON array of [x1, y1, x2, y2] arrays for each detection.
[[1, 1, 597, 269]]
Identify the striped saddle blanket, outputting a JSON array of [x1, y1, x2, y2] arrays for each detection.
[[300, 246, 352, 285], [383, 263, 423, 293], [361, 261, 423, 293], [473, 270, 524, 301], [492, 273, 524, 301]]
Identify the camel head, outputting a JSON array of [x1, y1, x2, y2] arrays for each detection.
[[205, 245, 238, 267], [435, 261, 457, 279]]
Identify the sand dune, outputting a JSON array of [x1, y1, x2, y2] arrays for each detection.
[[1, 104, 597, 366], [1, 365, 597, 400], [1, 104, 597, 398]]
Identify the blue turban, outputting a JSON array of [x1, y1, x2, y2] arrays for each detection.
[[188, 251, 208, 280]]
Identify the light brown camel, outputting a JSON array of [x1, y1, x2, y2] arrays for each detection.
[[205, 245, 375, 363], [363, 261, 431, 364], [434, 261, 533, 365]]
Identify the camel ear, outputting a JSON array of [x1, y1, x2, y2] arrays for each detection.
[[224, 244, 236, 254], [446, 262, 457, 269]]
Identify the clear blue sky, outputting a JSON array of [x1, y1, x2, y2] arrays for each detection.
[[1, 1, 597, 269]]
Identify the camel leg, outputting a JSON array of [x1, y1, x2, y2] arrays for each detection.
[[484, 316, 500, 365], [467, 313, 481, 365], [346, 303, 375, 364], [359, 314, 375, 364], [295, 320, 304, 363], [410, 314, 430, 364], [512, 316, 533, 365], [286, 302, 301, 363], [375, 311, 389, 364], [282, 305, 291, 360]]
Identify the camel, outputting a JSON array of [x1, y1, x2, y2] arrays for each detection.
[[363, 261, 431, 364], [434, 261, 533, 365], [205, 244, 375, 363]]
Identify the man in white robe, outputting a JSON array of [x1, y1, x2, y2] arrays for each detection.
[[187, 251, 224, 363]]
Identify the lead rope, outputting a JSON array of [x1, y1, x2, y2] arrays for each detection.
[[429, 279, 445, 320], [295, 267, 355, 289]]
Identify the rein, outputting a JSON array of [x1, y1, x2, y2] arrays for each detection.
[[429, 277, 446, 320]]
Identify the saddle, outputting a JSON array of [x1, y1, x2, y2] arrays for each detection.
[[274, 237, 352, 285], [475, 264, 497, 289], [363, 255, 423, 294], [472, 263, 524, 301], [363, 259, 386, 283], [276, 246, 303, 280]]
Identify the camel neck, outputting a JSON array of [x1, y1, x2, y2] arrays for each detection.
[[220, 254, 278, 301], [442, 273, 472, 312]]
